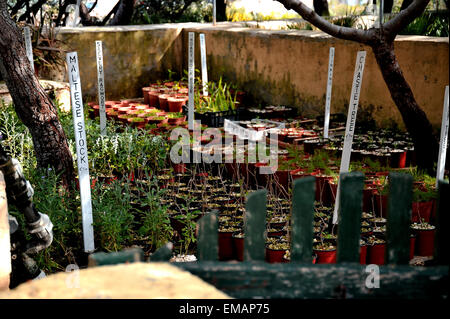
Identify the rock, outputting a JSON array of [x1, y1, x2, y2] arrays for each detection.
[[0, 262, 231, 299]]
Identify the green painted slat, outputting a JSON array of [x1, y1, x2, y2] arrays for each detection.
[[150, 242, 173, 262], [337, 172, 364, 263], [175, 262, 449, 299], [291, 176, 315, 263], [197, 211, 219, 261], [88, 248, 144, 267], [244, 189, 267, 262], [386, 172, 413, 265], [435, 180, 450, 265]]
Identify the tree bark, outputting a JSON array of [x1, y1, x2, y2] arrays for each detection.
[[0, 1, 75, 187], [108, 0, 136, 26], [401, 0, 414, 11], [313, 0, 329, 16], [370, 38, 439, 173]]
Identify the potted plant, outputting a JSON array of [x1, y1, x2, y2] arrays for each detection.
[[218, 225, 239, 261], [313, 242, 336, 264], [411, 185, 437, 223], [167, 112, 186, 125], [167, 97, 186, 113], [411, 221, 435, 256], [265, 239, 290, 264], [366, 235, 386, 265]]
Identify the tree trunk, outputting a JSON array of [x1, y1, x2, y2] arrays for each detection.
[[109, 0, 136, 25], [313, 0, 329, 16], [0, 2, 75, 188], [401, 0, 414, 10], [371, 38, 439, 173]]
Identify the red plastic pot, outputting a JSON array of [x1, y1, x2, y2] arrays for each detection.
[[142, 87, 152, 104], [218, 231, 235, 261], [167, 97, 185, 113], [412, 200, 434, 223], [367, 243, 386, 265], [173, 162, 187, 173], [360, 245, 368, 264], [313, 249, 337, 264], [265, 247, 287, 264], [233, 235, 244, 262], [158, 94, 171, 111], [410, 236, 416, 260], [148, 91, 160, 108], [415, 228, 435, 256]]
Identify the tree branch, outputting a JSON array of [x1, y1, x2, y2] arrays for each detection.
[[276, 0, 372, 44], [384, 0, 431, 38], [108, 0, 136, 26]]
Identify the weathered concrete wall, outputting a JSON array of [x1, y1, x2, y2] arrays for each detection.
[[55, 23, 448, 129], [56, 24, 184, 103], [183, 26, 449, 130]]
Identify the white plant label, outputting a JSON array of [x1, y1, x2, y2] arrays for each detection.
[[200, 34, 208, 97], [436, 85, 449, 187], [95, 41, 107, 135], [213, 0, 216, 26], [333, 51, 366, 224], [66, 52, 95, 253], [323, 47, 335, 138], [23, 27, 34, 73], [188, 32, 195, 130]]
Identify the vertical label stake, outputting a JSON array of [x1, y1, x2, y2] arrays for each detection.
[[95, 41, 107, 135], [333, 51, 367, 224], [200, 34, 208, 97], [436, 85, 449, 187], [188, 32, 195, 131], [66, 52, 95, 253], [324, 47, 335, 138]]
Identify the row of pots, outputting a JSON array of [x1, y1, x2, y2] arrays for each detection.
[[88, 100, 187, 129]]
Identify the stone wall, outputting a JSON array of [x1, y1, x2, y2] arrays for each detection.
[[54, 22, 449, 129]]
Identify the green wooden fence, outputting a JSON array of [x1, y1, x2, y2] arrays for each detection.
[[89, 172, 449, 299]]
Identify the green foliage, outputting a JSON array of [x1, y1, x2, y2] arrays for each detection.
[[132, 0, 212, 24], [0, 101, 173, 272], [399, 10, 449, 37], [91, 179, 135, 252], [137, 179, 174, 251], [195, 77, 238, 113]]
